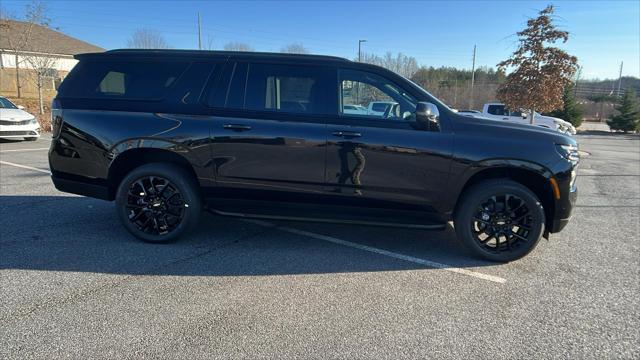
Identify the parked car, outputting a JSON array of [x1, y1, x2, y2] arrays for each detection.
[[367, 101, 398, 117], [49, 49, 578, 262], [343, 104, 368, 115], [0, 96, 40, 141], [461, 103, 576, 135]]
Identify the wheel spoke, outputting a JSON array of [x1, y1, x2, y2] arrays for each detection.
[[126, 175, 185, 236], [471, 192, 535, 253], [512, 213, 530, 223], [473, 217, 492, 225], [511, 232, 528, 242]]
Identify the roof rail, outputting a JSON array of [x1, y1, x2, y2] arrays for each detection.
[[99, 49, 351, 62]]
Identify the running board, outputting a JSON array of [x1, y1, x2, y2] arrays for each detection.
[[208, 209, 447, 230]]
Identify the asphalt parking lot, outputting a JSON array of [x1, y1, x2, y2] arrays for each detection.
[[1, 132, 639, 359]]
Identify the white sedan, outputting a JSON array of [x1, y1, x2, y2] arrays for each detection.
[[0, 97, 40, 141]]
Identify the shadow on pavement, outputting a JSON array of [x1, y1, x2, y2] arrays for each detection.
[[0, 195, 496, 277]]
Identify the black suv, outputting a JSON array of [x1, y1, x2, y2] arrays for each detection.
[[49, 50, 578, 262]]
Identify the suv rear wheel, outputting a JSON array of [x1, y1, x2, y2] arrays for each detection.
[[115, 163, 202, 243], [454, 179, 545, 262]]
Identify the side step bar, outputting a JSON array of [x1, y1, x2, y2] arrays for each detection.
[[208, 209, 447, 230]]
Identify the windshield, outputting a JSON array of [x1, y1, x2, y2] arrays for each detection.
[[0, 97, 18, 109]]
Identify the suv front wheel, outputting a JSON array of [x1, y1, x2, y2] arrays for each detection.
[[115, 163, 202, 243], [454, 179, 545, 262]]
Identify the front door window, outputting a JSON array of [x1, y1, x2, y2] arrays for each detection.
[[339, 69, 417, 122]]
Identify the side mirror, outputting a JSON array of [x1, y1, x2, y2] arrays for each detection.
[[17, 105, 25, 110], [415, 102, 440, 131], [521, 113, 528, 119]]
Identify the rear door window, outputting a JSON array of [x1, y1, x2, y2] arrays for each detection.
[[244, 63, 332, 115], [60, 60, 189, 100], [206, 62, 248, 109]]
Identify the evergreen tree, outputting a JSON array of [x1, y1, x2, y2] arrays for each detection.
[[548, 85, 584, 127], [607, 88, 640, 132]]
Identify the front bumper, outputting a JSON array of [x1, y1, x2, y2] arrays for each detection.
[[0, 122, 40, 138], [550, 186, 577, 232]]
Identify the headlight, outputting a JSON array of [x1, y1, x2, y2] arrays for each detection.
[[29, 117, 38, 124], [555, 143, 579, 162]]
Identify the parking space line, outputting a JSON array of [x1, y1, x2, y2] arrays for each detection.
[[0, 147, 50, 153], [0, 160, 51, 174], [243, 219, 507, 284]]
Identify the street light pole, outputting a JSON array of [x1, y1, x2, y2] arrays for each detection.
[[357, 40, 367, 104], [358, 39, 367, 62], [197, 12, 202, 50]]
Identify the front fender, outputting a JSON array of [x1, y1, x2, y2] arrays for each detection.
[[442, 158, 555, 216]]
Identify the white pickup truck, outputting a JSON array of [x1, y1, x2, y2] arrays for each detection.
[[459, 103, 576, 135]]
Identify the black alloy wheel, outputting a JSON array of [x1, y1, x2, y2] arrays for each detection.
[[126, 176, 185, 236], [116, 163, 202, 243], [471, 194, 533, 253], [454, 179, 545, 262]]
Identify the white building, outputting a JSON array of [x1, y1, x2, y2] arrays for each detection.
[[0, 19, 104, 97]]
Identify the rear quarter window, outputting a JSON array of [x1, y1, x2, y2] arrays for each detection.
[[59, 60, 189, 100]]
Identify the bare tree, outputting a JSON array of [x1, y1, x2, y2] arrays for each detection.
[[359, 52, 418, 78], [280, 43, 309, 54], [0, 1, 49, 98], [127, 28, 171, 49], [23, 53, 57, 115], [497, 5, 578, 123], [1, 0, 56, 112], [203, 34, 215, 50], [223, 42, 254, 52]]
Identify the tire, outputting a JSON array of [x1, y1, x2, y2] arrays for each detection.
[[454, 179, 545, 262], [115, 163, 202, 243], [24, 137, 39, 141]]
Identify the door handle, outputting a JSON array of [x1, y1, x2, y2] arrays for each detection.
[[223, 124, 252, 131], [332, 130, 362, 138], [502, 117, 509, 121]]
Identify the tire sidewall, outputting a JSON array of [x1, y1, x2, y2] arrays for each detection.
[[115, 163, 201, 243], [455, 181, 545, 262]]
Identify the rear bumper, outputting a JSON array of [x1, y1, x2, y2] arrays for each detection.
[[51, 174, 111, 200]]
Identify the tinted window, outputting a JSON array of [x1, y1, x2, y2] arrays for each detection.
[[60, 60, 188, 100], [0, 97, 18, 109], [245, 63, 330, 115], [487, 105, 506, 116], [226, 62, 248, 108], [339, 69, 416, 120]]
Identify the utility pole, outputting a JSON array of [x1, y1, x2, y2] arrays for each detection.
[[469, 44, 476, 109], [357, 40, 367, 104], [358, 39, 367, 62], [454, 78, 458, 108], [616, 61, 624, 97], [197, 12, 202, 50], [574, 66, 582, 97]]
